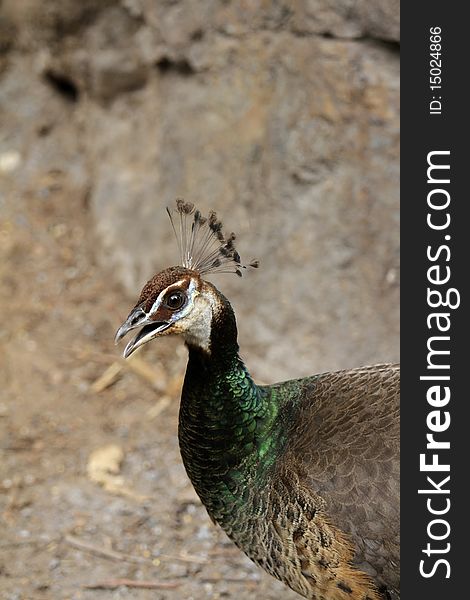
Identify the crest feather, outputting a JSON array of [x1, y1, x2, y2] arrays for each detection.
[[166, 200, 259, 277]]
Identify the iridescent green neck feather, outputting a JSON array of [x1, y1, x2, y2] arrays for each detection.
[[178, 291, 284, 533]]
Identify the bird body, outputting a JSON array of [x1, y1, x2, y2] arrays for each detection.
[[116, 202, 400, 600]]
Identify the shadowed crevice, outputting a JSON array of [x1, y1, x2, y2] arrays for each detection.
[[43, 70, 80, 102], [155, 57, 195, 76]]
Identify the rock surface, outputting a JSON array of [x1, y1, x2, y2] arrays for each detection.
[[1, 0, 399, 382]]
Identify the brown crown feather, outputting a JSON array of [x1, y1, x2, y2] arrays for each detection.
[[166, 199, 259, 277]]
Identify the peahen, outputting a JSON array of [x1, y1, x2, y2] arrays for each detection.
[[115, 200, 400, 600]]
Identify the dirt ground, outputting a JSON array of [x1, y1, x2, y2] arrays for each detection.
[[0, 172, 297, 599]]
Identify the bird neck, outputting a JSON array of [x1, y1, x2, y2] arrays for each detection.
[[178, 292, 283, 527]]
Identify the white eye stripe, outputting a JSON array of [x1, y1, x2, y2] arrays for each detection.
[[148, 279, 186, 315], [148, 279, 197, 317]]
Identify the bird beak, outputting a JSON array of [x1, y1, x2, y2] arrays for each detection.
[[115, 310, 171, 358]]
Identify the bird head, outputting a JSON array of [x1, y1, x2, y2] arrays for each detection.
[[115, 266, 221, 357], [115, 201, 258, 357]]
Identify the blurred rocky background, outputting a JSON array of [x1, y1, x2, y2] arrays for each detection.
[[0, 1, 399, 598], [1, 0, 399, 380]]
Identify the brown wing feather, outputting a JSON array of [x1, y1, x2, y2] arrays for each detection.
[[281, 364, 399, 594]]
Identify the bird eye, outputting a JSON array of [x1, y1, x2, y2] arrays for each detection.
[[165, 290, 186, 310]]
